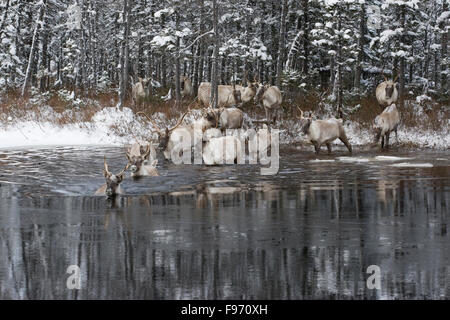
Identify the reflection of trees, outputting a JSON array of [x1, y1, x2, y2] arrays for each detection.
[[0, 175, 448, 299]]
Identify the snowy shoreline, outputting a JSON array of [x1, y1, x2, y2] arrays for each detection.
[[0, 106, 448, 150]]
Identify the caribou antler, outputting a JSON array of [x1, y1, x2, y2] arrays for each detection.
[[103, 156, 111, 177], [168, 109, 190, 132], [393, 75, 399, 82], [297, 107, 304, 118], [118, 163, 130, 177], [136, 111, 163, 135]]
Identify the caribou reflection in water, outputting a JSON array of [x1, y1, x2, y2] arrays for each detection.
[[0, 147, 449, 299]]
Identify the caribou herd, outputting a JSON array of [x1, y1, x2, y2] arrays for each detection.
[[96, 74, 401, 198]]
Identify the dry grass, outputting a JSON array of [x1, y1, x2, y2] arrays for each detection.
[[1, 88, 447, 133]]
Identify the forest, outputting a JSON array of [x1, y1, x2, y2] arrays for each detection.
[[0, 0, 448, 147]]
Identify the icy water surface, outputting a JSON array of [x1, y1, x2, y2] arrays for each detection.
[[0, 145, 449, 299]]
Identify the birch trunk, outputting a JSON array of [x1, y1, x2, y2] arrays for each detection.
[[22, 0, 46, 96]]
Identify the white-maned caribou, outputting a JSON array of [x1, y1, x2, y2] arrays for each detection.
[[297, 108, 352, 155], [132, 77, 151, 108], [376, 73, 399, 107], [254, 84, 283, 125], [372, 104, 400, 150]]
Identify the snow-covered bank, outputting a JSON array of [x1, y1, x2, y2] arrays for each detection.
[[281, 115, 449, 150], [0, 106, 449, 149], [0, 107, 137, 147]]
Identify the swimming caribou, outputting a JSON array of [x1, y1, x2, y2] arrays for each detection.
[[144, 109, 218, 160], [95, 157, 129, 198], [125, 142, 159, 177]]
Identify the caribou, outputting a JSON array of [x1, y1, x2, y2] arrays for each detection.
[[179, 76, 194, 97], [202, 134, 243, 165], [254, 84, 283, 125], [198, 82, 242, 108], [125, 142, 159, 177], [218, 107, 245, 130], [132, 77, 152, 108], [376, 73, 399, 107], [297, 108, 352, 155], [372, 104, 400, 149], [95, 157, 129, 198], [146, 109, 218, 160], [235, 79, 258, 104]]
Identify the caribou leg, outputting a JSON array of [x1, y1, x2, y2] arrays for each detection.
[[326, 143, 332, 154], [381, 136, 385, 149], [395, 128, 399, 145], [264, 107, 270, 126], [385, 132, 390, 149], [339, 136, 352, 153], [313, 141, 321, 155]]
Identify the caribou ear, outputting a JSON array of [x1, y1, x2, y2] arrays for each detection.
[[150, 159, 158, 167]]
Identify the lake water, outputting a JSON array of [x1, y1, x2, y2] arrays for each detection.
[[0, 145, 449, 299]]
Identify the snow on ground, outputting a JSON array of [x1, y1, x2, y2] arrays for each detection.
[[309, 159, 336, 163], [337, 157, 370, 163], [391, 162, 434, 168], [0, 107, 149, 148], [0, 105, 448, 150], [374, 156, 414, 161]]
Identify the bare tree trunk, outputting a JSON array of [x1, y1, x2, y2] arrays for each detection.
[[119, 0, 131, 109], [196, 0, 205, 89], [336, 5, 343, 118], [399, 4, 406, 108], [92, 0, 98, 89], [22, 0, 46, 96], [0, 0, 11, 40], [440, 0, 448, 93], [354, 3, 365, 91], [210, 0, 219, 109], [302, 0, 309, 74], [174, 10, 181, 107], [276, 0, 288, 88]]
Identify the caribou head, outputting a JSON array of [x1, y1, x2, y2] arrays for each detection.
[[380, 69, 399, 99], [384, 76, 398, 98], [145, 110, 190, 150], [138, 77, 151, 90], [297, 107, 313, 135], [126, 144, 152, 174], [254, 84, 268, 105], [102, 157, 128, 198]]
